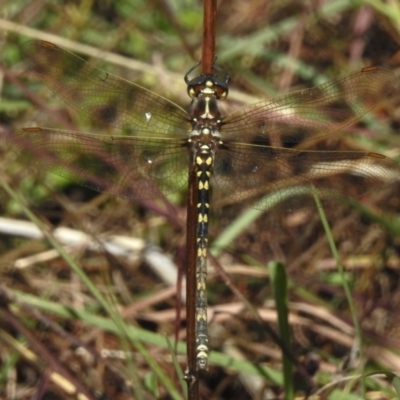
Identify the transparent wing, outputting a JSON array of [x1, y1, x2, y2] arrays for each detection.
[[21, 40, 191, 137], [15, 41, 399, 209], [9, 127, 190, 201], [222, 67, 396, 144], [213, 143, 400, 210]]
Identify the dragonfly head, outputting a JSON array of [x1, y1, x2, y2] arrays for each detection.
[[186, 74, 229, 100]]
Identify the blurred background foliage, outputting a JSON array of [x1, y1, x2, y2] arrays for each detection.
[[1, 0, 400, 399]]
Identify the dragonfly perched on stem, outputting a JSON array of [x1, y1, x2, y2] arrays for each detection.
[[10, 40, 399, 370]]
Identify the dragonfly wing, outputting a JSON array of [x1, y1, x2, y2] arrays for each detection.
[[21, 40, 191, 137], [222, 67, 396, 144], [9, 128, 190, 201], [213, 143, 400, 211]]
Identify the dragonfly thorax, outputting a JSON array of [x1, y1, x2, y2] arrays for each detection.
[[188, 87, 224, 156], [190, 92, 223, 122]]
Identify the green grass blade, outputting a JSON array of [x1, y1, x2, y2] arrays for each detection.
[[269, 261, 294, 399], [312, 188, 365, 396]]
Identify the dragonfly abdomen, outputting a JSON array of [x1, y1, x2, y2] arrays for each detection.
[[194, 152, 212, 370]]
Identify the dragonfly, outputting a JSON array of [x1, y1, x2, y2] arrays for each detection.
[[10, 40, 399, 370]]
